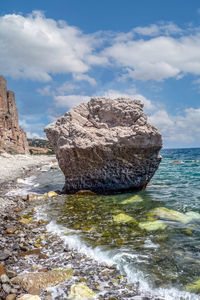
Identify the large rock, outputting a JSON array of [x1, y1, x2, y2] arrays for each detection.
[[0, 75, 29, 154], [45, 97, 162, 193]]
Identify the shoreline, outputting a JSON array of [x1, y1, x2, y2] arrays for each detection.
[[0, 154, 144, 300]]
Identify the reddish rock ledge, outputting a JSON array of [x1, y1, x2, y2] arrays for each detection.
[[0, 75, 29, 154]]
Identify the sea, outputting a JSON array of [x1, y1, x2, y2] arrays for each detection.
[[10, 148, 200, 299]]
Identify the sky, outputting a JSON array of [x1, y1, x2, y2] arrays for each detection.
[[1, 0, 200, 148]]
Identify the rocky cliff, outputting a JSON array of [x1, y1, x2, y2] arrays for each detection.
[[0, 76, 29, 154], [45, 97, 162, 193]]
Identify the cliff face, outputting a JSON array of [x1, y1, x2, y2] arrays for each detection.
[[0, 76, 29, 154]]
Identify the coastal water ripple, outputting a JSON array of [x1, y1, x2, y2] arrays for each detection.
[[32, 148, 200, 299]]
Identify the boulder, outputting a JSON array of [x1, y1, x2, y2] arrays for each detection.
[[11, 269, 73, 292], [45, 97, 162, 193]]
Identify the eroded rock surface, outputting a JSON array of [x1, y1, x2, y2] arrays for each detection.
[[45, 97, 162, 193], [0, 75, 29, 154]]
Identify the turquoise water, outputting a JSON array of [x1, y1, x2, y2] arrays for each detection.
[[34, 148, 200, 298]]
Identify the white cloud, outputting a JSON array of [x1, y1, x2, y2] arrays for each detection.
[[133, 22, 182, 36], [0, 11, 98, 81], [103, 33, 200, 81], [2, 12, 200, 84], [54, 95, 90, 108], [26, 131, 46, 139], [149, 107, 200, 144], [73, 73, 97, 86], [37, 85, 52, 96]]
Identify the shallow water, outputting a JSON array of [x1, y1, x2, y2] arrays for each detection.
[[28, 149, 200, 298]]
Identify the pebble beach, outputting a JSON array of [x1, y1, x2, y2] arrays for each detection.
[[0, 153, 146, 300]]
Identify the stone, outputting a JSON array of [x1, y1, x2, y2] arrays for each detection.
[[0, 76, 29, 154], [6, 228, 16, 234], [27, 194, 44, 201], [113, 213, 136, 224], [0, 264, 6, 276], [2, 283, 11, 294], [0, 251, 10, 261], [148, 207, 200, 224], [6, 294, 16, 300], [138, 220, 167, 231], [17, 296, 41, 300], [121, 195, 143, 204], [1, 274, 10, 283], [45, 97, 162, 193], [11, 269, 73, 291], [69, 283, 96, 299], [47, 191, 57, 198]]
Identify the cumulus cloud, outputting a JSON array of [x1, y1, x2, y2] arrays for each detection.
[[103, 32, 200, 81], [133, 22, 182, 37], [2, 11, 200, 83], [54, 95, 90, 108], [73, 73, 97, 86], [0, 11, 98, 81], [149, 107, 200, 144]]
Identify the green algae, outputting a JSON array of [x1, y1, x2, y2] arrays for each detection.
[[185, 279, 200, 293]]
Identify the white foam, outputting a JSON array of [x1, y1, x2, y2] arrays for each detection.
[[6, 175, 37, 196], [46, 221, 200, 300]]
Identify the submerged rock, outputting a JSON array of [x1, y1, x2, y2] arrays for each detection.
[[148, 207, 200, 224], [69, 283, 96, 299], [138, 220, 166, 231], [113, 213, 136, 223], [45, 97, 162, 193], [121, 195, 143, 204]]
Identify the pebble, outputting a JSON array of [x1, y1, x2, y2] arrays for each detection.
[[1, 274, 10, 283], [6, 294, 17, 300], [0, 251, 10, 260], [2, 283, 11, 294]]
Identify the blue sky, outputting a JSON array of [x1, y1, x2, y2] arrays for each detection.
[[1, 0, 200, 148]]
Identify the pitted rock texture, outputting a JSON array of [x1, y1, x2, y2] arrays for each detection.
[[45, 97, 162, 193], [0, 76, 29, 154]]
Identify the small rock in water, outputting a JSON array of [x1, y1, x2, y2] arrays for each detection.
[[113, 213, 136, 224], [47, 191, 57, 198], [69, 283, 96, 299]]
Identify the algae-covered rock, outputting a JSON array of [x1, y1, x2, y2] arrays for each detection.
[[185, 278, 200, 293], [69, 283, 96, 299], [139, 220, 166, 231], [121, 195, 143, 204], [147, 207, 200, 224], [113, 213, 135, 224], [47, 191, 58, 198], [11, 269, 73, 291]]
